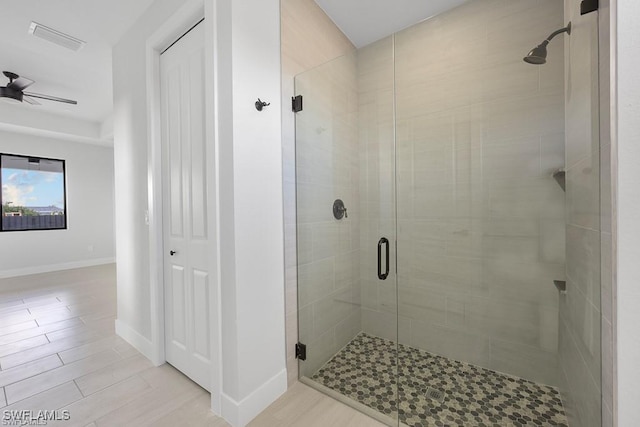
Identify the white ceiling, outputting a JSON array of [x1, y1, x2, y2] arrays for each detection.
[[314, 0, 471, 48], [0, 0, 155, 127]]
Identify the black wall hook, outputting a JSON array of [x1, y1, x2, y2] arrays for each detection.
[[255, 98, 270, 111]]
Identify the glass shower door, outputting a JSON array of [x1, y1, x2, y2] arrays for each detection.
[[294, 1, 601, 426], [393, 1, 581, 426], [295, 39, 399, 425]]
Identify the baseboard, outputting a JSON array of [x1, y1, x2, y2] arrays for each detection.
[[0, 257, 116, 279], [221, 369, 287, 426], [115, 319, 156, 363]]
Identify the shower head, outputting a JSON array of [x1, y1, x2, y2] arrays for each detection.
[[523, 22, 571, 65], [524, 41, 549, 65]]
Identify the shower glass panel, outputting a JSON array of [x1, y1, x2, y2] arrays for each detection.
[[394, 1, 572, 425], [295, 1, 601, 426], [295, 43, 399, 425]]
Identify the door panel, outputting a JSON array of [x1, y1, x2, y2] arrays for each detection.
[[171, 266, 186, 347], [188, 52, 207, 240], [167, 68, 184, 236], [161, 21, 211, 391], [192, 270, 210, 359], [294, 40, 399, 425]]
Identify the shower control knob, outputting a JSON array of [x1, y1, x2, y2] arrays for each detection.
[[333, 199, 348, 220]]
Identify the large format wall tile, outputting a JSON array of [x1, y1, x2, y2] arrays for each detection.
[[559, 1, 603, 426], [292, 3, 603, 422], [281, 0, 356, 385], [295, 53, 362, 379], [360, 0, 567, 387]]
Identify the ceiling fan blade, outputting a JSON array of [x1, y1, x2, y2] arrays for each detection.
[[7, 76, 35, 91], [22, 96, 41, 105], [23, 91, 77, 105]]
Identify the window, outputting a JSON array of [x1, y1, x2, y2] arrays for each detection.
[[1, 153, 67, 231]]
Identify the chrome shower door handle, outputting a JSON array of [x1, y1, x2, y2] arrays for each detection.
[[377, 237, 389, 280]]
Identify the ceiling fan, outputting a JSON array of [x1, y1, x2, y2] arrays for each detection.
[[0, 71, 77, 105]]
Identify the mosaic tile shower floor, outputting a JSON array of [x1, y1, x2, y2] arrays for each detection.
[[310, 333, 568, 427]]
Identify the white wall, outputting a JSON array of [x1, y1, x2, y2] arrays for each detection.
[[615, 0, 640, 425], [113, 0, 189, 344], [215, 0, 286, 424], [0, 103, 107, 146], [113, 0, 285, 425], [0, 131, 115, 278]]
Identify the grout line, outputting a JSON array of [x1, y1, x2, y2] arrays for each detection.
[[4, 381, 81, 411], [112, 345, 123, 359], [5, 348, 122, 405], [0, 333, 113, 371], [136, 372, 155, 390], [73, 379, 86, 398], [0, 354, 63, 389], [0, 335, 50, 358], [57, 381, 84, 411]]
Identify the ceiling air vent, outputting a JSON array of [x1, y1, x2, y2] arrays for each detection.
[[28, 22, 86, 52]]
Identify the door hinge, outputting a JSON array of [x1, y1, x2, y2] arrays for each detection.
[[581, 0, 598, 15], [295, 342, 307, 361], [292, 95, 303, 113]]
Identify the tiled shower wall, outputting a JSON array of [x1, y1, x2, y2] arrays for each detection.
[[295, 55, 362, 377], [599, 2, 615, 426], [281, 0, 354, 385], [285, 5, 611, 419], [559, 1, 604, 426], [359, 0, 567, 387]]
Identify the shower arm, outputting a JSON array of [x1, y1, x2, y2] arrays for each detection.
[[544, 22, 572, 44]]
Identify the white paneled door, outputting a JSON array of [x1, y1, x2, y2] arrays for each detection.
[[160, 21, 211, 391]]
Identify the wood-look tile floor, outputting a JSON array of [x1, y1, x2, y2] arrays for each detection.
[[0, 265, 382, 427]]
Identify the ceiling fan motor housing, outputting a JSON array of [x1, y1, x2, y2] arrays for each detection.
[[0, 86, 23, 102]]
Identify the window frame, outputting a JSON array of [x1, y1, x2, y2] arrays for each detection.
[[0, 152, 68, 232]]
